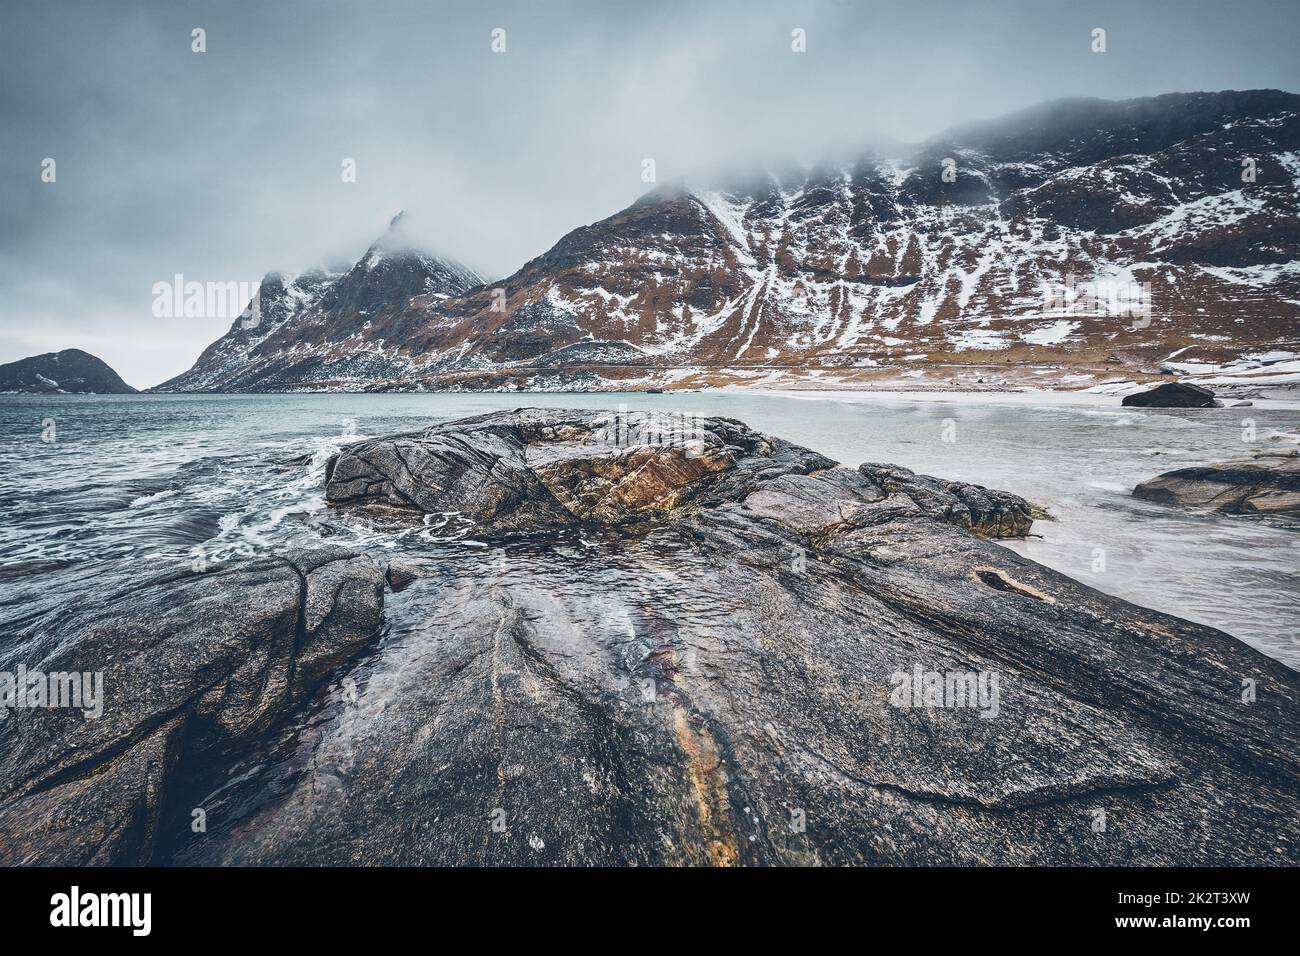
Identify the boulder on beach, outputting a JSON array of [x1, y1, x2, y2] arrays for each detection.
[[1121, 381, 1222, 408], [1133, 451, 1300, 523]]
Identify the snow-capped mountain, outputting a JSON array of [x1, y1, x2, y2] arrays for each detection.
[[156, 213, 485, 392], [157, 90, 1300, 393]]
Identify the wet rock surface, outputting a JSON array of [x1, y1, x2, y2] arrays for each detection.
[[1133, 451, 1300, 524], [0, 547, 384, 865], [7, 410, 1297, 866], [155, 408, 1297, 866]]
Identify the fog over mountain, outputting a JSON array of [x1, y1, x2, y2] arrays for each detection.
[[1, 0, 1297, 387]]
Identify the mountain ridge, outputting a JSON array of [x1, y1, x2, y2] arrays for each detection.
[[155, 89, 1300, 394]]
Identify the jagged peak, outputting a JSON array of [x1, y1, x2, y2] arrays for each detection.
[[632, 159, 810, 209], [352, 212, 484, 289], [367, 210, 436, 257]]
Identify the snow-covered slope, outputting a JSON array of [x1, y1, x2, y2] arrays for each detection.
[[156, 213, 485, 392], [159, 91, 1300, 393]]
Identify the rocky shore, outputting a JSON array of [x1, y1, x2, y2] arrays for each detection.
[[3, 409, 1297, 865]]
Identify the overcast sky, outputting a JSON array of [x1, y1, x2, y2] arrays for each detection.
[[2, 0, 1298, 388]]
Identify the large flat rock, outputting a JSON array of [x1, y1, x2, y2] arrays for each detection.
[[152, 408, 1300, 865], [1134, 452, 1300, 524], [11, 410, 1293, 866]]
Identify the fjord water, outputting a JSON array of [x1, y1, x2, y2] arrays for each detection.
[[1, 391, 1297, 673]]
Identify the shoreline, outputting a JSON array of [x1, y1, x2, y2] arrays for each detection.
[[7, 383, 1300, 412], [743, 385, 1300, 411]]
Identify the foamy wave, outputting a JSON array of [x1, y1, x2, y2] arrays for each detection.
[[128, 489, 178, 508]]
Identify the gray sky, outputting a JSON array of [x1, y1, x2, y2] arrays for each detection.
[[2, 0, 1297, 388]]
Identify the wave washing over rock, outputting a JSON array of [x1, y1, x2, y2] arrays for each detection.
[[2, 410, 1296, 865]]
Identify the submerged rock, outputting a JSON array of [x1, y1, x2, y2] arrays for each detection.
[[0, 547, 384, 865], [152, 408, 1296, 866], [1121, 381, 1222, 408], [384, 557, 425, 592], [1133, 451, 1300, 523]]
